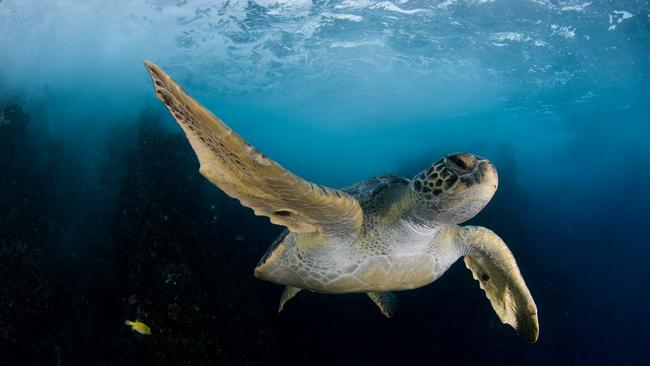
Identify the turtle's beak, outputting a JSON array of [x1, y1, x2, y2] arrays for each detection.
[[477, 159, 498, 192]]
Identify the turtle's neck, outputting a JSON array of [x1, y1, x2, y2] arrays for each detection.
[[397, 187, 443, 231]]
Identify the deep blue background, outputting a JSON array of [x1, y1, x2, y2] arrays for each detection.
[[1, 1, 649, 364]]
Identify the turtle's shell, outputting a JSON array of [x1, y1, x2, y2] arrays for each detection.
[[341, 174, 410, 204]]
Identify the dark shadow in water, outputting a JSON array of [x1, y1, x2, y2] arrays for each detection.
[[549, 105, 650, 364], [109, 110, 279, 365], [0, 102, 77, 363], [0, 105, 279, 364]]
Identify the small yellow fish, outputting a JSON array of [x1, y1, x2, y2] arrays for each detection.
[[125, 319, 151, 335]]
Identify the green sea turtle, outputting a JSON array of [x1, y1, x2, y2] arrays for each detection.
[[144, 61, 539, 342]]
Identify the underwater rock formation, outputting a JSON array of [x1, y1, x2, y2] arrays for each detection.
[[112, 111, 277, 365], [1, 107, 278, 364], [0, 102, 62, 363]]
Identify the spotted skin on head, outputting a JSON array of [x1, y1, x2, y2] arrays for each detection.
[[412, 158, 454, 198], [409, 154, 498, 225]]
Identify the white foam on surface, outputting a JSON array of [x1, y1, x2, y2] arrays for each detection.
[[329, 40, 382, 48], [608, 10, 634, 31], [550, 24, 576, 39], [489, 32, 549, 47], [334, 0, 375, 10], [490, 31, 549, 47], [614, 10, 635, 20], [560, 2, 591, 12], [491, 32, 529, 42], [254, 0, 312, 9], [323, 12, 364, 22], [371, 1, 428, 14], [437, 0, 457, 9]]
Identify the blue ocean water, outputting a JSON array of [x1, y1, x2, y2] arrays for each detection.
[[0, 0, 649, 364]]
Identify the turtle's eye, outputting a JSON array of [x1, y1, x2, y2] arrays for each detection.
[[448, 155, 467, 169], [446, 153, 477, 174]]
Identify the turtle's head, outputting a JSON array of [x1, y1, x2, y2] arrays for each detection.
[[409, 153, 498, 224]]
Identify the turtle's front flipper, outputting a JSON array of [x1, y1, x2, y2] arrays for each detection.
[[457, 226, 539, 342], [367, 292, 397, 318], [143, 61, 363, 242], [278, 286, 302, 313]]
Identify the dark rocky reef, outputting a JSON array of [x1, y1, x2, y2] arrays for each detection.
[[112, 111, 277, 365], [0, 101, 65, 363], [0, 105, 278, 365]]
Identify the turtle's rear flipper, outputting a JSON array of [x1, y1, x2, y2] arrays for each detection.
[[278, 286, 302, 313], [458, 226, 539, 343], [367, 292, 397, 318]]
